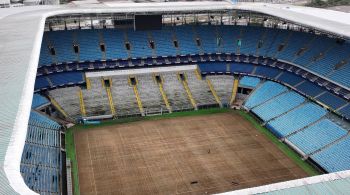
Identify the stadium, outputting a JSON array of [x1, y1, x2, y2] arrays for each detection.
[[0, 0, 350, 194]]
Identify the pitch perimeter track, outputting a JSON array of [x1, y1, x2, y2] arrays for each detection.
[[74, 112, 308, 195]]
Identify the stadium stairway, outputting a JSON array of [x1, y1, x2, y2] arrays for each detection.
[[105, 81, 116, 116], [230, 77, 239, 105], [85, 76, 91, 90], [206, 75, 234, 107], [81, 78, 112, 117], [110, 76, 141, 117], [162, 72, 193, 111], [185, 70, 218, 108], [47, 95, 69, 119], [137, 74, 167, 115], [177, 72, 198, 110], [41, 66, 350, 120], [155, 75, 172, 113], [206, 78, 223, 108], [78, 88, 86, 117], [129, 76, 145, 116], [48, 87, 81, 120]]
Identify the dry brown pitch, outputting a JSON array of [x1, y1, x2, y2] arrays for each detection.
[[75, 112, 307, 195]]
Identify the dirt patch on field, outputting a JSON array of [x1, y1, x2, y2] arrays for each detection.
[[75, 112, 307, 195]]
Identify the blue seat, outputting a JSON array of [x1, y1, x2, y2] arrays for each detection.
[[32, 94, 49, 108], [76, 30, 103, 61], [102, 29, 129, 59], [254, 66, 281, 79], [48, 72, 84, 86], [276, 31, 315, 62], [174, 26, 199, 55], [287, 119, 347, 154], [127, 30, 153, 58], [278, 71, 303, 86], [252, 91, 305, 122], [151, 27, 177, 56], [311, 136, 350, 172], [216, 25, 239, 53], [296, 80, 325, 97], [231, 63, 254, 74], [316, 91, 347, 110], [338, 104, 350, 119], [239, 76, 261, 88], [329, 62, 350, 87], [199, 62, 227, 73], [309, 43, 350, 76], [263, 29, 290, 57], [293, 35, 334, 67], [47, 30, 77, 63], [239, 26, 264, 55], [37, 26, 350, 89], [34, 77, 51, 90], [21, 111, 61, 194], [196, 25, 218, 53], [244, 81, 288, 109], [267, 103, 327, 138], [38, 34, 53, 66]]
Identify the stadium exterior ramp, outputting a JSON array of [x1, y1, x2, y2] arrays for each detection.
[[0, 1, 350, 194]]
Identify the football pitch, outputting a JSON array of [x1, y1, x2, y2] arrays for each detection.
[[69, 109, 315, 194]]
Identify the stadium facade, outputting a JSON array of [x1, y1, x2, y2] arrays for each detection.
[[0, 1, 350, 194]]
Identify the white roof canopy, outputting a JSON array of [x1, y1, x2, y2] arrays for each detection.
[[0, 1, 349, 194]]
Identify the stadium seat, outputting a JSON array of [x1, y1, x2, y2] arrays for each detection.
[[47, 72, 84, 87], [239, 76, 261, 88], [20, 111, 61, 194], [267, 103, 327, 138], [254, 66, 281, 79], [278, 71, 304, 86], [311, 136, 350, 172], [287, 119, 348, 154], [316, 91, 348, 110], [252, 91, 305, 122], [295, 80, 325, 97], [244, 81, 288, 109], [37, 25, 350, 90], [31, 94, 49, 109], [198, 62, 227, 73]]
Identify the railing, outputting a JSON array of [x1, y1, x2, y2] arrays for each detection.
[[106, 87, 116, 116], [133, 85, 145, 116], [206, 79, 223, 108], [195, 68, 202, 80], [158, 80, 172, 113], [178, 73, 198, 110], [230, 78, 239, 105], [78, 89, 86, 116]]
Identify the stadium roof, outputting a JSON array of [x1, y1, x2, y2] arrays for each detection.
[[219, 170, 350, 195], [0, 1, 349, 194]]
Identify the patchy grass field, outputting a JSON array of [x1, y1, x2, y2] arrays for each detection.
[[67, 109, 317, 195]]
